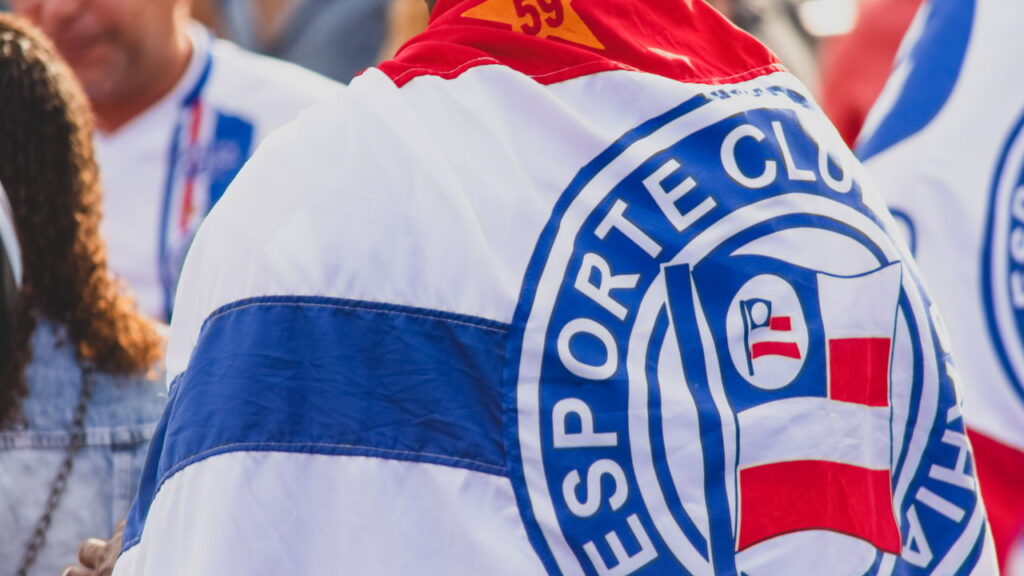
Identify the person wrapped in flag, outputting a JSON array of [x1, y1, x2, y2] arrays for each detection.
[[111, 0, 999, 574]]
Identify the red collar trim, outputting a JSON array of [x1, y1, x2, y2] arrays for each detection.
[[379, 0, 784, 87]]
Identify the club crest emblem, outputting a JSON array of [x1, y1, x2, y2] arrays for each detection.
[[983, 111, 1024, 403], [507, 88, 989, 575]]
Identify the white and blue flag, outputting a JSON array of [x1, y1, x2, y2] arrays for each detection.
[[860, 0, 1024, 572]]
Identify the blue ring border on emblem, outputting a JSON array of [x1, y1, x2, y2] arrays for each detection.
[[981, 110, 1024, 403], [502, 93, 716, 576], [501, 90, 946, 575], [644, 308, 709, 559]]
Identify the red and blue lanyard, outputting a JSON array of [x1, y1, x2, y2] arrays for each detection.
[[158, 48, 214, 322]]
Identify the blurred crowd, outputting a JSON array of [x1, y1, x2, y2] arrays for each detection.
[[0, 0, 1019, 575]]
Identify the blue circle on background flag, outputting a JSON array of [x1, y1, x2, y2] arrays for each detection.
[[982, 110, 1024, 403]]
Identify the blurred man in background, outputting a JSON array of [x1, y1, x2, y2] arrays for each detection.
[[192, 0, 429, 83], [9, 0, 340, 320], [215, 0, 388, 83], [199, 0, 387, 83]]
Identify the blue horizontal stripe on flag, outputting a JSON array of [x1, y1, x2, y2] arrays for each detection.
[[123, 296, 510, 551]]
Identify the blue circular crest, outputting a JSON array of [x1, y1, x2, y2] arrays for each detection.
[[982, 110, 1024, 403], [507, 88, 989, 575]]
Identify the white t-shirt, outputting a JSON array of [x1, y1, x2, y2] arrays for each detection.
[[95, 25, 340, 319]]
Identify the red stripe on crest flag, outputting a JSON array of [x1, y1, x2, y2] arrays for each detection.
[[829, 338, 891, 407], [180, 100, 204, 231], [751, 341, 802, 360], [769, 316, 792, 331], [737, 460, 901, 554]]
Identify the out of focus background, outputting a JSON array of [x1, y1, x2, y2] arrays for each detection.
[[0, 0, 920, 146], [205, 0, 917, 150]]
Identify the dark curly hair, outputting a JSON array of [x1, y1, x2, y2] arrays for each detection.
[[0, 14, 163, 428]]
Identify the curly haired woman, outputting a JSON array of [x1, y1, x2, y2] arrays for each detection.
[[0, 14, 166, 576]]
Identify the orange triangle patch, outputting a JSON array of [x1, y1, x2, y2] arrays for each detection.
[[462, 0, 605, 50]]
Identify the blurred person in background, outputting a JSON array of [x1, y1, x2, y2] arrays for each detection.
[[0, 14, 166, 576], [112, 0, 996, 574], [705, 0, 820, 91], [187, 0, 221, 35], [8, 0, 340, 321], [196, 0, 428, 83], [818, 0, 923, 146], [379, 0, 432, 60], [859, 0, 1024, 573], [208, 0, 388, 83]]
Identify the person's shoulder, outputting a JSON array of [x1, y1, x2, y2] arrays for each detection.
[[209, 66, 418, 201], [207, 36, 344, 109], [180, 67, 423, 275], [164, 69, 434, 380]]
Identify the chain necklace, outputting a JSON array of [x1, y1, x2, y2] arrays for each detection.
[[16, 366, 95, 576]]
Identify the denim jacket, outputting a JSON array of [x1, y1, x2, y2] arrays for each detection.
[[0, 321, 166, 576]]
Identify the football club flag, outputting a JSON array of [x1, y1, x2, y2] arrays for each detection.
[[860, 0, 1024, 572], [112, 1, 998, 574]]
